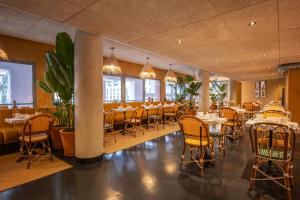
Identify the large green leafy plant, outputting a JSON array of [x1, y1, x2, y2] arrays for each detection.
[[38, 32, 74, 130], [175, 75, 202, 109], [210, 80, 227, 106]]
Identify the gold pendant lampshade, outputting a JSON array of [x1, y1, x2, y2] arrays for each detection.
[[103, 47, 121, 75], [164, 64, 177, 83], [139, 57, 156, 79], [0, 41, 8, 61]]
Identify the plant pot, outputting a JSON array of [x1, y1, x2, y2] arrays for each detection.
[[60, 129, 75, 157], [50, 126, 64, 150]]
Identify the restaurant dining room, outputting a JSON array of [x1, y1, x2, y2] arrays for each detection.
[[0, 0, 300, 200]]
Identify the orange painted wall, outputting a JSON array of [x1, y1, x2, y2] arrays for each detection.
[[0, 34, 54, 106], [286, 69, 300, 123], [0, 34, 186, 106]]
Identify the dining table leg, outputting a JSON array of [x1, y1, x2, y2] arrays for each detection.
[[146, 109, 149, 129]]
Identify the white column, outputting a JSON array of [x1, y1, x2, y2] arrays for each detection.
[[74, 30, 103, 161], [198, 70, 210, 113]]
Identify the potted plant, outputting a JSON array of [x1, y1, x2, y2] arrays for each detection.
[[50, 102, 68, 150], [175, 75, 201, 115], [210, 80, 227, 108], [38, 32, 75, 157]]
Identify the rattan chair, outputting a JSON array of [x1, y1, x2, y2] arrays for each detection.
[[164, 105, 179, 125], [179, 116, 214, 175], [148, 107, 165, 130], [125, 107, 145, 136], [209, 125, 226, 159], [104, 110, 116, 145], [219, 107, 241, 141], [261, 110, 287, 118], [19, 114, 54, 169], [249, 123, 295, 200], [242, 102, 256, 119]]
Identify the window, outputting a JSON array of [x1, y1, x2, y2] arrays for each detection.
[[125, 77, 143, 102], [103, 75, 121, 102], [165, 81, 176, 100], [145, 79, 160, 101], [0, 61, 33, 107]]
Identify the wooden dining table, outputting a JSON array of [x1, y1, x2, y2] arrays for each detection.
[[110, 107, 137, 134]]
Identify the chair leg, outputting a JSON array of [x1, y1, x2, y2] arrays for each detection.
[[113, 131, 117, 143], [249, 158, 258, 190], [290, 163, 294, 187], [27, 151, 32, 169], [284, 163, 292, 200], [47, 139, 53, 162]]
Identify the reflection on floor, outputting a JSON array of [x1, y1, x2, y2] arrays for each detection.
[[0, 152, 72, 192], [104, 124, 180, 154], [0, 131, 299, 200]]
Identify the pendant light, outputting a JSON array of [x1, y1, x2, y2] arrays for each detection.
[[164, 64, 177, 83], [139, 57, 156, 79], [0, 41, 8, 61], [103, 47, 121, 75]]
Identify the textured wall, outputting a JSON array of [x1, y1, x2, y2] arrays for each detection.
[[241, 78, 285, 105]]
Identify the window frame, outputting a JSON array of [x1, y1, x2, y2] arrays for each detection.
[[124, 76, 145, 102], [144, 78, 161, 102], [103, 74, 123, 103], [0, 59, 36, 107]]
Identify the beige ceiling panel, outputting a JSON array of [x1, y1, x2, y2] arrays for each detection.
[[240, 33, 279, 67], [209, 0, 267, 14], [0, 0, 82, 22], [66, 10, 142, 43], [154, 0, 217, 26], [87, 0, 177, 36], [222, 0, 278, 39], [0, 4, 40, 33], [278, 0, 300, 30], [184, 16, 236, 47], [26, 18, 76, 44], [65, 0, 96, 8], [280, 27, 300, 63]]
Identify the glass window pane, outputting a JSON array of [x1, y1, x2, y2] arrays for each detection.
[[0, 61, 33, 107], [125, 78, 143, 102], [145, 79, 160, 101], [165, 81, 176, 101], [103, 75, 121, 102]]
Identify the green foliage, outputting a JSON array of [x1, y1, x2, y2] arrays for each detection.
[[175, 75, 202, 109], [210, 80, 227, 105], [38, 32, 74, 130]]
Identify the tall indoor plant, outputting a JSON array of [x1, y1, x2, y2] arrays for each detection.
[[210, 80, 227, 107], [38, 32, 75, 157]]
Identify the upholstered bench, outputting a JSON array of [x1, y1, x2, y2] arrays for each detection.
[[0, 126, 22, 155]]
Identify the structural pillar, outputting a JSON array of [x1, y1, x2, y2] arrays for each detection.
[[198, 70, 210, 113], [74, 30, 103, 162]]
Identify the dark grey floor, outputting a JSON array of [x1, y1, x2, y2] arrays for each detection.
[[0, 131, 299, 200]]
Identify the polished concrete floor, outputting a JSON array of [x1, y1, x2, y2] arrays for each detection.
[[0, 131, 299, 200]]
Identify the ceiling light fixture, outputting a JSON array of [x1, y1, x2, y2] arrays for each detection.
[[139, 57, 156, 79], [0, 41, 8, 61], [103, 47, 122, 75], [164, 64, 177, 83], [177, 40, 183, 44], [248, 21, 257, 26]]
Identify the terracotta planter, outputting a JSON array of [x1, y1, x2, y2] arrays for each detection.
[[50, 126, 64, 150], [60, 129, 75, 157]]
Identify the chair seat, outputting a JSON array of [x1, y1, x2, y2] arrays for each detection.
[[0, 126, 22, 144], [19, 133, 48, 143], [185, 137, 214, 146]]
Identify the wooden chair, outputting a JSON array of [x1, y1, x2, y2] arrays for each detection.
[[219, 107, 241, 141], [125, 107, 145, 136], [148, 107, 164, 130], [19, 114, 54, 169], [104, 110, 116, 145], [164, 105, 179, 125], [242, 102, 255, 119], [249, 123, 296, 200], [179, 116, 214, 175], [261, 110, 287, 118]]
